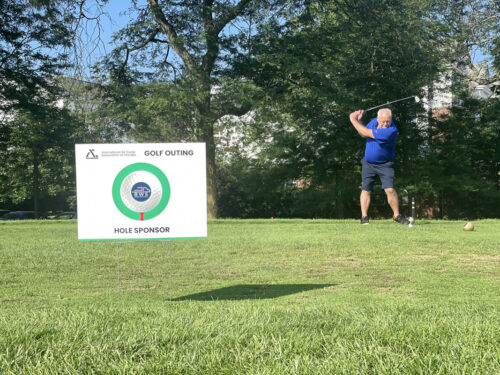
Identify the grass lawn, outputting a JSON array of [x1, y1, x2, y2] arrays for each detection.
[[0, 219, 499, 374]]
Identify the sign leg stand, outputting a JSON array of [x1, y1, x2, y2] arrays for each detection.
[[116, 242, 121, 311], [169, 240, 173, 302]]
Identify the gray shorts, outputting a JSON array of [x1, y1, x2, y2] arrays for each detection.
[[361, 158, 395, 190]]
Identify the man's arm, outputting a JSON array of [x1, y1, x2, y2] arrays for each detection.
[[349, 110, 374, 139]]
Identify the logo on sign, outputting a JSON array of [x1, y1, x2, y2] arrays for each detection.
[[86, 149, 98, 159], [131, 182, 151, 202]]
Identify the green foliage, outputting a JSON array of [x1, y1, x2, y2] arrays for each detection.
[[0, 0, 75, 212], [59, 78, 127, 143], [493, 40, 500, 74], [0, 0, 71, 112], [421, 94, 500, 218], [92, 79, 205, 143], [217, 154, 362, 218], [434, 0, 499, 79], [0, 107, 82, 211], [217, 155, 294, 218]]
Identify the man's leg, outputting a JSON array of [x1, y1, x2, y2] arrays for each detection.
[[378, 162, 403, 220], [360, 158, 375, 223], [361, 190, 371, 218], [384, 188, 399, 217], [387, 187, 409, 224]]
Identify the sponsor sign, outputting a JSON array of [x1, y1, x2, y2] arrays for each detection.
[[75, 143, 207, 240]]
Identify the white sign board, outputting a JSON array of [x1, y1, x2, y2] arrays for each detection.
[[75, 143, 207, 241]]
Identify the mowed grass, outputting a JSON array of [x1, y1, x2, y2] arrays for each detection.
[[0, 219, 499, 374]]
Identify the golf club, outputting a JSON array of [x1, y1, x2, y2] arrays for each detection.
[[365, 95, 420, 112]]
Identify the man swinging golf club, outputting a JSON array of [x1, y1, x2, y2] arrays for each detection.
[[349, 108, 409, 225]]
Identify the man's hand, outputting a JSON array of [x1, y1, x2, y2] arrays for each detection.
[[349, 109, 374, 139], [349, 110, 365, 122]]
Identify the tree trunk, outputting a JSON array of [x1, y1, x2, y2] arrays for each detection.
[[206, 131, 217, 219], [196, 76, 218, 218]]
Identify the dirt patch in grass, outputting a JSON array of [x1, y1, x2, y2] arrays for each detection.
[[322, 285, 349, 291], [126, 285, 158, 291], [365, 276, 403, 291], [330, 257, 375, 269], [405, 255, 440, 261], [452, 254, 500, 274], [453, 254, 499, 267], [372, 276, 402, 283], [304, 258, 374, 279]]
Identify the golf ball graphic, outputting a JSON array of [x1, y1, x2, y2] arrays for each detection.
[[112, 163, 170, 220], [120, 171, 162, 213]]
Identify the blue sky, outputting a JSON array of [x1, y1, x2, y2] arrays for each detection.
[[98, 0, 130, 50]]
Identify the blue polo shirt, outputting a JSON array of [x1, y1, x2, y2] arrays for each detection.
[[364, 118, 398, 163]]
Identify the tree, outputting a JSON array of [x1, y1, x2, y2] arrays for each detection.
[[422, 93, 500, 218], [92, 0, 300, 218], [0, 0, 75, 215], [0, 0, 72, 114], [415, 0, 500, 218], [435, 0, 499, 85], [0, 107, 80, 216]]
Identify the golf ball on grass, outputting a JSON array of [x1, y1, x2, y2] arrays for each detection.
[[463, 222, 474, 231]]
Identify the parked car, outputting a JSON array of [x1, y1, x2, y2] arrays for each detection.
[[50, 212, 77, 220], [0, 211, 45, 221]]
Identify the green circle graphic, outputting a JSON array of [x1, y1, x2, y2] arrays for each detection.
[[112, 163, 170, 220]]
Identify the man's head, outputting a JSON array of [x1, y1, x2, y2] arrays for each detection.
[[377, 108, 392, 128]]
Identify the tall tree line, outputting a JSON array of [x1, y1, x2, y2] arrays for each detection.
[[0, 0, 81, 217], [1, 0, 498, 219]]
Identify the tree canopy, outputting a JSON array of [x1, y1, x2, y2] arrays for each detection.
[[0, 0, 76, 216], [0, 0, 72, 113]]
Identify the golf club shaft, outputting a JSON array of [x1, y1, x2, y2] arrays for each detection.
[[365, 96, 416, 112]]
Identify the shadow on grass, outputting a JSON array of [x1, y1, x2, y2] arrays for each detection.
[[173, 284, 333, 301]]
